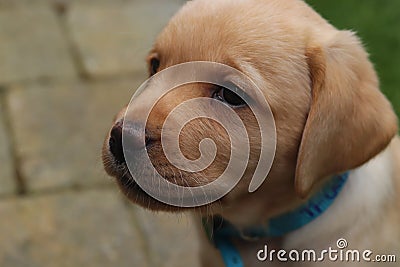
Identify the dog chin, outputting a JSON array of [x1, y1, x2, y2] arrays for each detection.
[[113, 170, 200, 212], [103, 151, 216, 212]]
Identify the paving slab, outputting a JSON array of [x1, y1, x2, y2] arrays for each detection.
[[132, 207, 201, 267], [0, 0, 134, 7], [66, 0, 183, 78], [0, 190, 149, 267], [0, 99, 15, 195], [0, 0, 47, 8], [0, 5, 76, 84], [7, 76, 145, 192]]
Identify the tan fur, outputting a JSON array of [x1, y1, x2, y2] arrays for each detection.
[[296, 32, 398, 197], [102, 0, 400, 266]]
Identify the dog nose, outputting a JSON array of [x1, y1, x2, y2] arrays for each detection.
[[109, 121, 125, 164], [109, 120, 153, 164]]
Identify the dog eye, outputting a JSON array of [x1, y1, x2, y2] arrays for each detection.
[[212, 85, 246, 107], [150, 57, 160, 76]]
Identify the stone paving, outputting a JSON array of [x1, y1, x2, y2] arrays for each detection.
[[0, 1, 200, 266], [0, 99, 14, 195]]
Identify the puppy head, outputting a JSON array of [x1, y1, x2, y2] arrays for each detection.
[[102, 0, 397, 218]]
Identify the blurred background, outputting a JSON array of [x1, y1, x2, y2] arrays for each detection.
[[0, 1, 398, 267]]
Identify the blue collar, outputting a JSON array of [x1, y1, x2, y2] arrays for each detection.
[[202, 172, 349, 267]]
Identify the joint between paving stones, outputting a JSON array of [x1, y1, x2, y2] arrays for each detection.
[[0, 89, 27, 195]]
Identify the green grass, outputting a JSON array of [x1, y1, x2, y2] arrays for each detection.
[[305, 0, 400, 119]]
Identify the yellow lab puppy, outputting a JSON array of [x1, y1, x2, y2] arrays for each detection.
[[102, 0, 400, 266]]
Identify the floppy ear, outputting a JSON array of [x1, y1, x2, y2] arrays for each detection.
[[295, 31, 398, 197]]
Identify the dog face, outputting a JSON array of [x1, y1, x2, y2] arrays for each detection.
[[102, 0, 397, 221]]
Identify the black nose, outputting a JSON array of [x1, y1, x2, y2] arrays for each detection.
[[109, 121, 125, 164], [109, 121, 153, 164]]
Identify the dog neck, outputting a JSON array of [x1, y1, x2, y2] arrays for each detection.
[[201, 143, 396, 267], [202, 173, 349, 267], [284, 143, 395, 249]]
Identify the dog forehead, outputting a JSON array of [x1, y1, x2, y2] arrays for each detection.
[[153, 0, 327, 65]]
